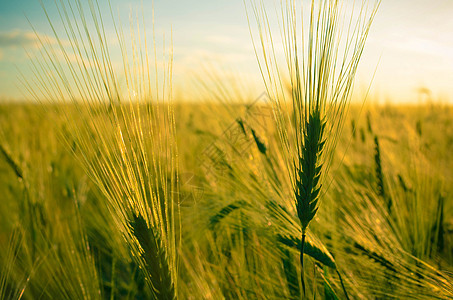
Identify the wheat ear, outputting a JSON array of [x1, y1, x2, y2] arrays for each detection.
[[22, 0, 179, 297], [247, 0, 380, 296], [130, 214, 176, 300], [295, 112, 326, 293]]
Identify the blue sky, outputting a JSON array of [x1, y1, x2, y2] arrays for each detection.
[[1, 0, 453, 103]]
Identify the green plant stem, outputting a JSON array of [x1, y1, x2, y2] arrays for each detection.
[[300, 232, 306, 297], [336, 270, 350, 300]]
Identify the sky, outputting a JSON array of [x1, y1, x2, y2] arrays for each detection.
[[0, 0, 452, 103]]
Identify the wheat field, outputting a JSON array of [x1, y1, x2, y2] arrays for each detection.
[[0, 0, 452, 299]]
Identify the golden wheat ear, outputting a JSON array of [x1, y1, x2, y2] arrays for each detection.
[[23, 0, 179, 297]]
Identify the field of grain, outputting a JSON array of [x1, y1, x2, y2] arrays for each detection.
[[1, 0, 453, 299], [0, 101, 452, 299]]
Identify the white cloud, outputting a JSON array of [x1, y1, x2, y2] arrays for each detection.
[[0, 29, 71, 51], [0, 30, 41, 48]]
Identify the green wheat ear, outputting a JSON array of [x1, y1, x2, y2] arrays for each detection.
[[296, 112, 326, 231], [247, 0, 380, 296], [295, 112, 326, 293], [129, 214, 176, 300]]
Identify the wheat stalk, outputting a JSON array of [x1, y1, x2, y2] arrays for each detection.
[[0, 230, 28, 300], [22, 0, 179, 298], [247, 0, 379, 295]]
